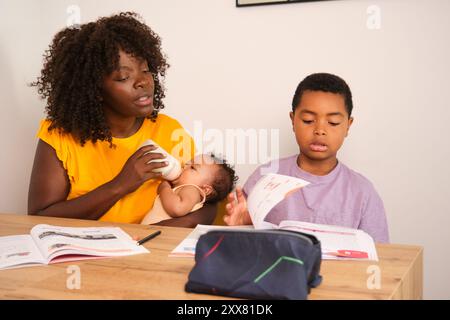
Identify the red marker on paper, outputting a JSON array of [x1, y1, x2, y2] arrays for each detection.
[[326, 250, 369, 259]]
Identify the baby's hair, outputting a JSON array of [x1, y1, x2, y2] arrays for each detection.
[[31, 12, 169, 146], [205, 153, 238, 204], [292, 73, 353, 117]]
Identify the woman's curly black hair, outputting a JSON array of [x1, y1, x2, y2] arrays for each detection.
[[32, 12, 169, 146]]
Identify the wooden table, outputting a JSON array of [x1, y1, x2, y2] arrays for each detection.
[[0, 213, 422, 300]]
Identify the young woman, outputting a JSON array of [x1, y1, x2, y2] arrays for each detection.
[[28, 12, 216, 226]]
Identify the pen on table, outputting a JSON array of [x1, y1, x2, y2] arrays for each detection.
[[136, 230, 162, 246]]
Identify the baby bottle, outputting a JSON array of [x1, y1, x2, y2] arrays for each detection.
[[139, 139, 182, 181]]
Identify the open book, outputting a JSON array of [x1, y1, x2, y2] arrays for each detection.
[[0, 224, 148, 270], [170, 222, 377, 261], [247, 173, 378, 261]]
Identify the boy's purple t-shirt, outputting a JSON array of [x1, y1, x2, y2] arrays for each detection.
[[243, 155, 390, 243]]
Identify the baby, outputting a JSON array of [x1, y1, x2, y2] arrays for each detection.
[[141, 154, 237, 224]]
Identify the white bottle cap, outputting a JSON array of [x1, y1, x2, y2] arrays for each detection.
[[139, 139, 182, 181]]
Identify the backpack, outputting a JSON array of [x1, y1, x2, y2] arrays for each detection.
[[185, 229, 323, 300]]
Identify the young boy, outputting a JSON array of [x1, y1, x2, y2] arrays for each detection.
[[141, 154, 237, 224], [224, 73, 389, 243]]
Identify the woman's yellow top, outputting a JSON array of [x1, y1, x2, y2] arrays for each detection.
[[37, 114, 195, 224]]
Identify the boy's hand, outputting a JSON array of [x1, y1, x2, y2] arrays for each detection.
[[223, 186, 252, 226]]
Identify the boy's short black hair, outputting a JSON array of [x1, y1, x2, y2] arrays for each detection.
[[292, 73, 353, 117], [206, 154, 238, 204]]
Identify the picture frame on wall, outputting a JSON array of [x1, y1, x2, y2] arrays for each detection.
[[236, 0, 334, 7]]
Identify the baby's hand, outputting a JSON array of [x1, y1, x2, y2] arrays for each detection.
[[223, 186, 252, 226]]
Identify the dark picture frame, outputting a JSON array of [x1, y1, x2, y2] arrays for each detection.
[[236, 0, 335, 7]]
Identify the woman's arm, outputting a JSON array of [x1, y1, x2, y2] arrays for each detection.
[[154, 202, 217, 228], [28, 140, 166, 220]]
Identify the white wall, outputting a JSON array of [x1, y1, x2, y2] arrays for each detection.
[[0, 0, 449, 299]]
